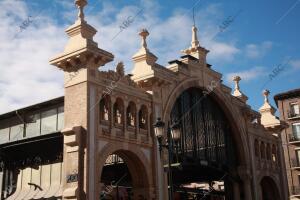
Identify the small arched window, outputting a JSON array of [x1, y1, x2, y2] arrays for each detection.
[[266, 144, 271, 160], [260, 142, 266, 159], [113, 98, 124, 125], [126, 101, 136, 127], [99, 95, 111, 121], [139, 105, 148, 129], [254, 139, 259, 157]]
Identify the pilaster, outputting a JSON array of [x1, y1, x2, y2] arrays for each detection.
[[62, 126, 86, 200], [233, 181, 240, 200], [238, 166, 253, 200]]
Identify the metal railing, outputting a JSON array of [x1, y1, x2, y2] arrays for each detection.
[[288, 110, 300, 118], [289, 134, 300, 142]]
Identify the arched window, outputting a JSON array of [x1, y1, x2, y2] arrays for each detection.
[[99, 95, 111, 121], [139, 105, 148, 129], [260, 142, 266, 159], [126, 101, 136, 127], [254, 139, 259, 157], [266, 144, 271, 160], [113, 98, 124, 125], [272, 145, 277, 162]]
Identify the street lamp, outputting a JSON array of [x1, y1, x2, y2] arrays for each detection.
[[153, 117, 181, 200], [170, 122, 181, 143], [153, 118, 181, 150], [153, 118, 165, 151]]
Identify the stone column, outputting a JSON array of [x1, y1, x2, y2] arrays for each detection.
[[136, 103, 140, 137], [257, 184, 263, 200], [147, 107, 151, 142], [233, 181, 240, 200], [111, 97, 116, 136], [243, 178, 253, 200], [152, 99, 167, 200], [124, 100, 129, 139], [62, 126, 86, 200], [238, 166, 253, 200], [249, 136, 259, 200]]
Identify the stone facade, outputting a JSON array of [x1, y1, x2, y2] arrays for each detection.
[[48, 1, 289, 199], [0, 1, 290, 200]]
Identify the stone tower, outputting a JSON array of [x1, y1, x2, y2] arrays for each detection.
[[49, 0, 114, 199]]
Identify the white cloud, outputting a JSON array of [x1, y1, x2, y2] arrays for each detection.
[[0, 0, 241, 114], [225, 67, 267, 83], [0, 0, 66, 114], [245, 41, 273, 58], [290, 59, 300, 69], [207, 41, 240, 61], [94, 2, 240, 67]]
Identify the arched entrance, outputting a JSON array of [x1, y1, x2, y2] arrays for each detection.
[[167, 87, 241, 199], [98, 149, 151, 200], [260, 176, 280, 200], [100, 154, 132, 199]]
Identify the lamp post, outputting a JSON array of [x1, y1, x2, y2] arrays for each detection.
[[153, 118, 181, 200]]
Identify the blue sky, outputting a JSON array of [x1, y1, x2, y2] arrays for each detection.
[[0, 0, 299, 114]]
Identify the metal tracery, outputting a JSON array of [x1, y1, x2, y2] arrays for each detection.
[[170, 87, 237, 175]]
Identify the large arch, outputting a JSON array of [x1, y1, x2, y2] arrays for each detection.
[[162, 78, 250, 166], [160, 78, 253, 199], [96, 142, 154, 199], [260, 176, 281, 200]]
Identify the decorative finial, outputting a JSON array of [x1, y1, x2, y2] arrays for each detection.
[[232, 76, 248, 102], [75, 0, 87, 21], [259, 89, 282, 129], [191, 25, 199, 48], [263, 89, 270, 103], [191, 8, 199, 48], [139, 29, 149, 49], [233, 76, 241, 91], [132, 28, 157, 70]]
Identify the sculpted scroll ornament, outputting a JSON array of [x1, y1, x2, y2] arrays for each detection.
[[99, 62, 139, 88]]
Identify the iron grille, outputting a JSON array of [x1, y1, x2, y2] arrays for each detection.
[[170, 88, 237, 169]]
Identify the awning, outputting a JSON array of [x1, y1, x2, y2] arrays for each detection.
[[6, 170, 23, 200], [5, 162, 63, 200], [15, 167, 32, 200], [44, 162, 63, 198], [55, 163, 64, 198], [24, 166, 41, 199], [33, 164, 51, 199]]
